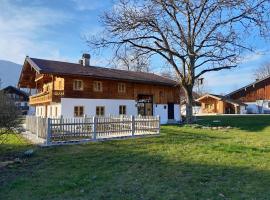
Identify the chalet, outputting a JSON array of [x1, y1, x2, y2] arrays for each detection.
[[2, 85, 31, 115], [226, 76, 270, 114], [18, 54, 181, 124], [196, 94, 247, 114]]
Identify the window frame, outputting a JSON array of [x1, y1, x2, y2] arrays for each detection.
[[205, 103, 213, 109], [73, 79, 84, 91], [118, 82, 126, 93], [55, 107, 58, 117], [96, 106, 105, 116], [119, 105, 127, 115], [50, 106, 52, 117], [93, 81, 103, 92], [74, 106, 84, 117]]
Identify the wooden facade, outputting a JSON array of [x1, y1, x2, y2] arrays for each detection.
[[197, 94, 244, 114], [17, 58, 180, 106], [28, 74, 179, 105]]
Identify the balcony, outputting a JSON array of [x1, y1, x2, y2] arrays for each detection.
[[29, 90, 64, 105]]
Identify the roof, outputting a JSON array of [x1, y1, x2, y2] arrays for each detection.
[[1, 85, 29, 98], [23, 57, 178, 86], [196, 93, 246, 106], [226, 75, 270, 97]]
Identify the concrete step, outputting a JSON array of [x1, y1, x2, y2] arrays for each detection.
[[167, 119, 179, 124]]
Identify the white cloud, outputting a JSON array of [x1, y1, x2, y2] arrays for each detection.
[[203, 66, 254, 95], [0, 0, 72, 63], [240, 49, 270, 64]]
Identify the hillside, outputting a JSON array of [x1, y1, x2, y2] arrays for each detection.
[[0, 60, 22, 88]]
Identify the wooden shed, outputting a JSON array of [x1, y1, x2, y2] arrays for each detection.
[[196, 94, 247, 114]]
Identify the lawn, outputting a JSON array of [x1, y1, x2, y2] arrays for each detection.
[[1, 115, 270, 200]]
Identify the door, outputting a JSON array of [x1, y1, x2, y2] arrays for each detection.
[[137, 95, 153, 116], [168, 103, 174, 119], [145, 102, 153, 116]]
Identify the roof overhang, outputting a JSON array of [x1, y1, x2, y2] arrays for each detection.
[[196, 94, 222, 102], [18, 57, 41, 88]]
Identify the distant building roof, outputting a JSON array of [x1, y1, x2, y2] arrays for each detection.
[[20, 57, 178, 87], [196, 93, 246, 106], [2, 85, 29, 100], [226, 75, 270, 97]]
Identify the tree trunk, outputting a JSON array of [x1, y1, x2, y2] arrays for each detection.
[[183, 85, 194, 124]]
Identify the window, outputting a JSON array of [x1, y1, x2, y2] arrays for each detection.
[[74, 106, 84, 117], [96, 106, 105, 116], [119, 105, 126, 115], [93, 81, 103, 92], [205, 104, 213, 109], [50, 106, 52, 117], [55, 107, 58, 117], [73, 80, 83, 91], [59, 80, 63, 89], [118, 83, 126, 93]]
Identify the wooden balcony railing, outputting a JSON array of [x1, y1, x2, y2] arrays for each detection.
[[29, 90, 64, 105]]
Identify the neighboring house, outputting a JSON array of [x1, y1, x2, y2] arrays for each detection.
[[2, 85, 31, 115], [226, 76, 270, 114], [196, 94, 247, 114], [18, 54, 181, 124]]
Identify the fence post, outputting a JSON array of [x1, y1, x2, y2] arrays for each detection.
[[36, 117, 39, 139], [157, 115, 160, 134], [60, 115, 63, 133], [93, 116, 97, 140], [46, 118, 51, 145], [131, 115, 135, 137]]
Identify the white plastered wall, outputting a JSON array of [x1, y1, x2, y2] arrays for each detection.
[[60, 98, 137, 118], [153, 104, 181, 124], [35, 98, 182, 124]]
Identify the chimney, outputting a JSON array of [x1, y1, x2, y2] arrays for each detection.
[[80, 53, 90, 67]]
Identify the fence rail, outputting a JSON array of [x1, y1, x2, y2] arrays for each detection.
[[25, 115, 160, 145]]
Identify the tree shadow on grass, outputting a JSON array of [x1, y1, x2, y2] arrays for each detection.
[[196, 115, 270, 132], [1, 139, 270, 200], [0, 134, 33, 161], [210, 143, 270, 154]]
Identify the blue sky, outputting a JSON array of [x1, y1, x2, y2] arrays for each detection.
[[0, 0, 270, 94]]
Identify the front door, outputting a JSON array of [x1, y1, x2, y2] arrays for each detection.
[[137, 95, 153, 116], [168, 103, 174, 119]]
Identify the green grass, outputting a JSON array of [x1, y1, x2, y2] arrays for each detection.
[[1, 115, 270, 199]]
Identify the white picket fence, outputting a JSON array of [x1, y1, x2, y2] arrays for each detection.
[[25, 115, 160, 145]]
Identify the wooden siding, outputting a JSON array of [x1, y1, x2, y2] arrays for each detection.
[[200, 97, 222, 114], [63, 76, 179, 104], [30, 74, 179, 105], [230, 78, 270, 102], [199, 97, 239, 114]]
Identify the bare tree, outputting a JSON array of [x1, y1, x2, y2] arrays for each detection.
[[88, 0, 270, 123], [253, 62, 270, 80], [0, 91, 22, 144], [112, 49, 150, 72]]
